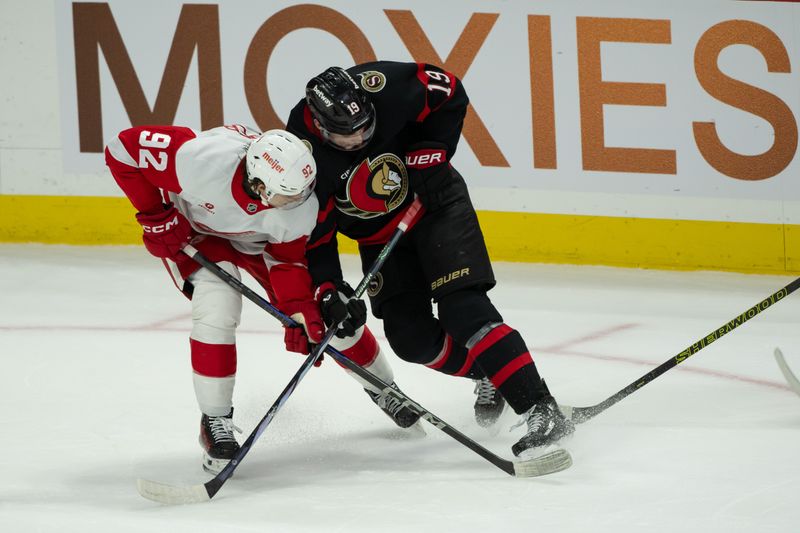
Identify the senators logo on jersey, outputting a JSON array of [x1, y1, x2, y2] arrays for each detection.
[[358, 70, 387, 93], [336, 154, 409, 219]]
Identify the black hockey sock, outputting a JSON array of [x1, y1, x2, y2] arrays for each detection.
[[467, 324, 547, 414], [422, 333, 481, 378]]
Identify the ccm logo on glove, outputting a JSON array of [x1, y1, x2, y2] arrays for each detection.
[[141, 215, 181, 234], [135, 204, 193, 260], [405, 148, 445, 169]]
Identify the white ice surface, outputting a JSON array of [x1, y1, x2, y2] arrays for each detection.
[[1, 244, 798, 532]]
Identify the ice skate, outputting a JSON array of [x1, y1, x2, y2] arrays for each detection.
[[511, 394, 574, 457], [365, 383, 423, 430], [473, 377, 506, 427], [199, 408, 242, 475]]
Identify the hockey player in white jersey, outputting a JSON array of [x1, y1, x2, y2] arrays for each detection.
[[105, 125, 420, 475]]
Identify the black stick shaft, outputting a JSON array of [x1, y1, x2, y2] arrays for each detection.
[[188, 249, 518, 477], [184, 199, 521, 477], [573, 276, 800, 423], [185, 198, 423, 499], [325, 348, 516, 475]]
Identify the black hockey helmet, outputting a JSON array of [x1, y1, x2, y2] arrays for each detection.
[[305, 67, 376, 142]]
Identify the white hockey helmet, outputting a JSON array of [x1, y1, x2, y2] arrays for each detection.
[[245, 130, 316, 209]]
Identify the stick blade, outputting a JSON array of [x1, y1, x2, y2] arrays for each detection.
[[558, 403, 594, 424], [513, 448, 573, 477], [774, 347, 800, 398], [137, 478, 211, 505]]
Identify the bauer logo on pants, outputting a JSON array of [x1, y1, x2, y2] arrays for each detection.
[[367, 272, 383, 297], [431, 268, 470, 291]]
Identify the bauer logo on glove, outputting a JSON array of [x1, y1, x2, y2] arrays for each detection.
[[404, 142, 452, 211], [405, 148, 445, 169]]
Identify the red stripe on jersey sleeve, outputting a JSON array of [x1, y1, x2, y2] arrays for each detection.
[[317, 196, 335, 223], [269, 263, 315, 307], [414, 63, 458, 122], [306, 227, 336, 251], [264, 236, 315, 305], [107, 126, 196, 213], [106, 147, 165, 213], [117, 126, 196, 193], [265, 236, 309, 265], [415, 64, 433, 122], [434, 69, 458, 112]]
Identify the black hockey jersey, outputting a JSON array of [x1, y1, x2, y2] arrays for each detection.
[[286, 61, 469, 285]]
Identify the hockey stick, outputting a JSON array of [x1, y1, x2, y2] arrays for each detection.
[[323, 347, 571, 478], [561, 277, 800, 424], [175, 246, 569, 477], [138, 200, 570, 504], [774, 347, 800, 398], [138, 198, 423, 504]]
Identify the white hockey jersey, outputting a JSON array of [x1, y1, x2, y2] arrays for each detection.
[[105, 124, 318, 259], [105, 124, 322, 306]]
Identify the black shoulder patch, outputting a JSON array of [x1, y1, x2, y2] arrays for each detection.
[[358, 71, 387, 93]]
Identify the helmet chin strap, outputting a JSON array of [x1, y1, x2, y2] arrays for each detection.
[[242, 167, 264, 201]]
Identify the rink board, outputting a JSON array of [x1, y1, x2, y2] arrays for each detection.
[[1, 194, 797, 274]]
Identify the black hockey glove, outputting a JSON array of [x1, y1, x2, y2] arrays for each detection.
[[405, 142, 453, 212], [315, 281, 368, 338]]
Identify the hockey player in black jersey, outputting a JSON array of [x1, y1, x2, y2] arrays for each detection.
[[286, 62, 573, 456]]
